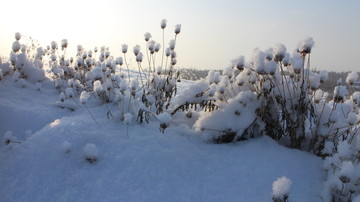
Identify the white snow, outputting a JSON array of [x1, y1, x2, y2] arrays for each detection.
[[0, 73, 325, 202], [80, 91, 90, 104], [272, 176, 292, 198], [157, 112, 172, 125], [124, 113, 133, 125], [83, 143, 99, 162], [346, 71, 359, 85]]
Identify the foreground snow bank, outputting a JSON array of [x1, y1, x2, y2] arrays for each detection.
[[0, 119, 323, 202], [0, 77, 324, 202]]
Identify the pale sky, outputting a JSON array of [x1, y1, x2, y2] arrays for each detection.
[[1, 0, 359, 71]]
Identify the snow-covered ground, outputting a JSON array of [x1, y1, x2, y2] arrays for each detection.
[[0, 79, 324, 202]]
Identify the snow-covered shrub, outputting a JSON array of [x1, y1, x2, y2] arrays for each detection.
[[0, 19, 181, 129], [2, 33, 46, 83], [83, 143, 99, 163], [272, 176, 292, 202], [171, 38, 360, 200]]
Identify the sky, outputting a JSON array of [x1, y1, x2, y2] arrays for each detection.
[[1, 0, 359, 71]]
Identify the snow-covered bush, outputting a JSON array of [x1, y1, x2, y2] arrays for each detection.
[[0, 20, 181, 131], [2, 33, 46, 83], [272, 176, 292, 202], [170, 37, 360, 200]]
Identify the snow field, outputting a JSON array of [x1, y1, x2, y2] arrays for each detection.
[[0, 80, 324, 202]]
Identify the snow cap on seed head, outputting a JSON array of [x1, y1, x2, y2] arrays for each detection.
[[15, 32, 21, 41], [144, 32, 152, 42], [161, 19, 167, 29], [51, 41, 58, 50], [346, 71, 359, 85], [61, 39, 68, 49], [136, 52, 143, 62], [121, 44, 128, 54], [175, 24, 181, 34], [80, 91, 90, 104], [169, 40, 176, 50], [124, 113, 132, 125], [165, 47, 171, 57], [273, 43, 287, 62], [12, 41, 21, 53], [272, 176, 292, 198], [232, 56, 245, 71], [154, 43, 161, 52], [252, 48, 266, 74], [133, 45, 140, 56], [297, 37, 315, 54]]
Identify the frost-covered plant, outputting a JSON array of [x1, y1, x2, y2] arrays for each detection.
[[171, 37, 360, 154], [0, 33, 46, 84], [1, 20, 181, 131], [157, 112, 172, 133], [272, 176, 292, 202], [83, 143, 99, 163]]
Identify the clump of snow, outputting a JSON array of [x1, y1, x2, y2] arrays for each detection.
[[61, 39, 68, 49], [121, 44, 128, 54], [80, 91, 90, 104], [144, 32, 152, 42], [265, 60, 277, 75], [124, 113, 132, 125], [175, 24, 181, 34], [273, 43, 286, 62], [194, 91, 260, 140], [314, 89, 324, 103], [136, 52, 143, 62], [65, 88, 74, 98], [352, 92, 360, 105], [297, 37, 315, 54], [272, 176, 292, 198], [83, 143, 99, 163], [133, 45, 140, 56], [252, 49, 266, 74], [15, 32, 21, 41], [93, 80, 104, 94], [334, 86, 348, 103], [345, 71, 358, 85], [169, 40, 176, 50], [157, 112, 172, 132], [160, 18, 167, 29], [291, 52, 303, 74], [232, 55, 245, 71], [12, 41, 21, 53]]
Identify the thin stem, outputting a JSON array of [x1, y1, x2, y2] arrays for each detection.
[[123, 53, 131, 83], [84, 104, 99, 125], [161, 29, 165, 69]]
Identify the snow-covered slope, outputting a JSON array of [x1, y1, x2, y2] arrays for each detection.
[[0, 79, 324, 202]]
